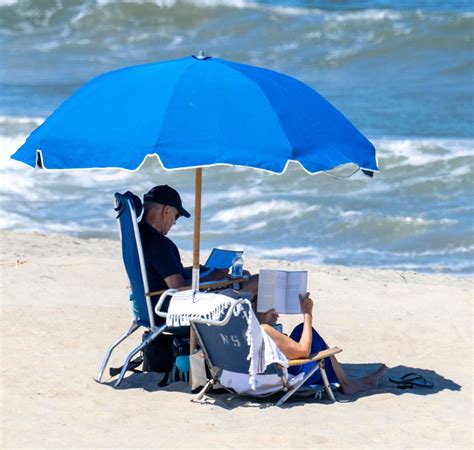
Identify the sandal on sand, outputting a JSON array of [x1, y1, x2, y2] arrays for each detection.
[[389, 372, 434, 389]]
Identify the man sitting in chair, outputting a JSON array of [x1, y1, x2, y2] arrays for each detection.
[[139, 184, 228, 292]]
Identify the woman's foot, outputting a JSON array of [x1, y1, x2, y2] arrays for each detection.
[[340, 364, 388, 395], [359, 364, 388, 387]]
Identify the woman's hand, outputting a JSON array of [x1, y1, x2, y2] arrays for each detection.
[[299, 292, 313, 316]]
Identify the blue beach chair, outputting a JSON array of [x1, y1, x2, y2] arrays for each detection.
[[95, 191, 174, 387], [96, 192, 244, 387], [180, 297, 342, 407]]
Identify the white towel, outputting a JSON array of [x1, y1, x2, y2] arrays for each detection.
[[219, 370, 305, 396], [222, 311, 306, 395], [165, 290, 234, 327], [245, 306, 288, 390]]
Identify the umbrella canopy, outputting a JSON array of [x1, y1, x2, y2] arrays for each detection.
[[12, 54, 377, 174], [11, 53, 378, 291]]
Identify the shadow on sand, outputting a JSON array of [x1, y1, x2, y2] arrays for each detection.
[[334, 363, 461, 404], [100, 362, 461, 409]]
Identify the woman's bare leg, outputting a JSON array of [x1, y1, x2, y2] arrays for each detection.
[[329, 355, 387, 395]]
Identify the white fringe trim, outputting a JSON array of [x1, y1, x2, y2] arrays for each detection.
[[166, 300, 233, 327], [245, 302, 258, 390]]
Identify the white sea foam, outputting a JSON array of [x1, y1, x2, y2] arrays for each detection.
[[373, 137, 474, 167], [338, 210, 364, 218], [0, 211, 24, 229], [202, 186, 263, 207], [97, 0, 251, 9], [371, 261, 474, 273], [94, 0, 323, 16], [237, 221, 268, 232], [350, 245, 474, 257], [255, 246, 315, 258], [0, 135, 28, 169], [0, 115, 45, 126], [330, 9, 402, 23], [209, 200, 316, 223], [331, 209, 459, 227], [97, 0, 176, 7]]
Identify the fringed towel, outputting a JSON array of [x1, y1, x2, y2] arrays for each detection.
[[244, 303, 288, 390], [165, 290, 235, 327]]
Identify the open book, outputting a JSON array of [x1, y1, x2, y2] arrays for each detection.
[[257, 269, 308, 314]]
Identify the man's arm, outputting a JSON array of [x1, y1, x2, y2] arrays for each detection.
[[164, 268, 229, 289], [164, 273, 189, 289]]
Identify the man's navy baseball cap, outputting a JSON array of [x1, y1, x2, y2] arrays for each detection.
[[143, 185, 191, 218]]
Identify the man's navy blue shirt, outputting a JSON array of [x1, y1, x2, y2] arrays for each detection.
[[139, 221, 188, 292]]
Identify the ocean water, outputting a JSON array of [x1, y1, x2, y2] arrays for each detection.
[[0, 0, 473, 275]]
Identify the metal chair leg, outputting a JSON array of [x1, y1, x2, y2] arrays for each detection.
[[276, 377, 306, 407], [276, 361, 325, 407], [277, 359, 337, 406], [114, 325, 167, 388], [194, 378, 215, 402], [319, 360, 336, 402], [95, 321, 139, 383]]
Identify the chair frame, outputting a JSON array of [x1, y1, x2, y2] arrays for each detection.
[[95, 195, 168, 387], [155, 289, 342, 407]]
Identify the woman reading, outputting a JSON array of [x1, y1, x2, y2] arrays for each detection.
[[256, 293, 387, 395]]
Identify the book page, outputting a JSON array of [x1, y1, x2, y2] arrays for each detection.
[[285, 271, 308, 314], [257, 270, 287, 313]]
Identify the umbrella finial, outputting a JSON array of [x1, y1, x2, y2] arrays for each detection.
[[193, 51, 211, 60]]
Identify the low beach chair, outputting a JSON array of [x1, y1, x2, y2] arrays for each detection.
[[155, 289, 342, 406]]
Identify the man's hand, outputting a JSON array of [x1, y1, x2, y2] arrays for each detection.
[[299, 292, 313, 316], [203, 268, 229, 282]]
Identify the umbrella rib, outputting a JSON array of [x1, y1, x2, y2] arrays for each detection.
[[212, 59, 294, 160], [151, 58, 200, 163]]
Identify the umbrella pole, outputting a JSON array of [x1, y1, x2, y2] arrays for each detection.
[[189, 168, 202, 384], [192, 167, 202, 291]]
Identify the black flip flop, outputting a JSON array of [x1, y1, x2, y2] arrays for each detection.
[[389, 372, 434, 389]]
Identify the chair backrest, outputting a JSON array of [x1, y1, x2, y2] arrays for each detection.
[[114, 192, 154, 329], [193, 302, 276, 375]]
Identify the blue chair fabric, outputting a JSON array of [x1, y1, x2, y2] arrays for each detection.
[[114, 191, 151, 328]]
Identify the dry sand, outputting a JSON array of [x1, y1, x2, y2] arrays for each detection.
[[1, 231, 472, 448]]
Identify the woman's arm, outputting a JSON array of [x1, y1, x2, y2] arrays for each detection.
[[262, 293, 314, 359]]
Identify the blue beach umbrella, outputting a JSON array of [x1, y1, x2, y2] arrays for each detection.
[[11, 53, 378, 288]]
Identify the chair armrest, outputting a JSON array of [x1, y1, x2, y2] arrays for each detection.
[[147, 276, 248, 298], [287, 347, 342, 367]]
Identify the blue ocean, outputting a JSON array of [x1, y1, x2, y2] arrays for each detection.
[[0, 0, 472, 275]]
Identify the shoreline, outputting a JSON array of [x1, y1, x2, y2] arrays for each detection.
[[1, 230, 472, 448], [1, 230, 471, 283]]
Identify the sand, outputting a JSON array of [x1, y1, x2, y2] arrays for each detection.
[[1, 231, 472, 448]]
